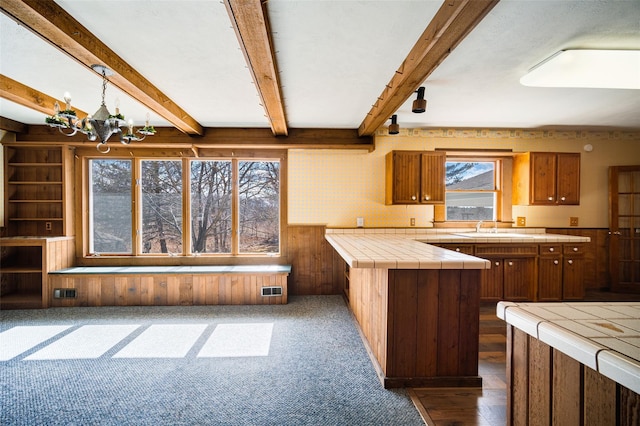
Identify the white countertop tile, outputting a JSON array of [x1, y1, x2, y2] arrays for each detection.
[[537, 322, 605, 370], [598, 351, 640, 394]]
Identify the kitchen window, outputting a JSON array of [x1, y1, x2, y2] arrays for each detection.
[[86, 152, 283, 257]]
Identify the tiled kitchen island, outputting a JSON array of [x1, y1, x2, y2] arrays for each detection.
[[497, 301, 640, 424], [326, 230, 491, 388]]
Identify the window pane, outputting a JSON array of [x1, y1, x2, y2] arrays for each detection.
[[239, 161, 280, 254], [141, 160, 183, 254], [446, 192, 495, 221], [89, 159, 132, 253], [446, 162, 495, 189], [190, 161, 232, 254]]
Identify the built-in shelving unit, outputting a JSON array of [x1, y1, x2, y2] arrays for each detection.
[[0, 236, 75, 309], [4, 145, 74, 237]]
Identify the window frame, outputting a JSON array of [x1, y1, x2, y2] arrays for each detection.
[[434, 154, 513, 226], [79, 148, 287, 261]]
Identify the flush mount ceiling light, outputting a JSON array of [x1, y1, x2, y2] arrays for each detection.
[[412, 87, 427, 113], [388, 115, 399, 135], [45, 65, 156, 153], [520, 49, 640, 90]]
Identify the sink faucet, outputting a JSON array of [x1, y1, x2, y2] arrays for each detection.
[[475, 220, 483, 233]]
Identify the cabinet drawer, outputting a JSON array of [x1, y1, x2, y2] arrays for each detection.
[[475, 244, 538, 257], [563, 244, 585, 255], [433, 244, 475, 255], [539, 244, 562, 256]]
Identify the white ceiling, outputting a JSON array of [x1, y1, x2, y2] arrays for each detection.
[[1, 0, 639, 134]]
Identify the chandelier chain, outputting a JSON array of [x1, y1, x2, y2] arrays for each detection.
[[100, 69, 107, 107]]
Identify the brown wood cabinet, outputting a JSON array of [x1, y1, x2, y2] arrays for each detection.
[[513, 152, 580, 205], [4, 145, 74, 236], [475, 244, 537, 302], [537, 243, 585, 300], [385, 151, 445, 204]]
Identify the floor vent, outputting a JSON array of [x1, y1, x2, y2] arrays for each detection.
[[261, 286, 283, 297], [53, 288, 77, 299]]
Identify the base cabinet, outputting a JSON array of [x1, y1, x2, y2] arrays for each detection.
[[538, 243, 585, 301], [475, 244, 538, 302]]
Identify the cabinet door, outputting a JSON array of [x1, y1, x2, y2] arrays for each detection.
[[563, 256, 584, 300], [538, 256, 563, 301], [503, 257, 535, 301], [531, 152, 557, 205], [420, 151, 445, 203], [390, 151, 421, 204], [557, 153, 580, 205], [481, 258, 503, 301]]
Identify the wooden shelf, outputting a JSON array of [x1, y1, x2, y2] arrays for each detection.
[[9, 218, 63, 221], [8, 162, 63, 167], [8, 181, 63, 185], [1, 267, 42, 273]]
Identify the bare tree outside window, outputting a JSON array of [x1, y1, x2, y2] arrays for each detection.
[[89, 159, 132, 253], [141, 160, 182, 254], [190, 161, 232, 254], [239, 161, 280, 254]]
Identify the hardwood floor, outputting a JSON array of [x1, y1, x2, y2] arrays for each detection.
[[409, 290, 640, 426]]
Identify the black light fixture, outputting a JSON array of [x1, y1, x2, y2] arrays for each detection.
[[412, 86, 426, 113], [388, 115, 399, 135]]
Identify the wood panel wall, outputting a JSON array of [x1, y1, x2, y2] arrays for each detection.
[[286, 225, 341, 295], [507, 326, 640, 425], [48, 273, 288, 307]]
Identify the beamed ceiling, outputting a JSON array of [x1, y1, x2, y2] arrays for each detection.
[[1, 0, 639, 145]]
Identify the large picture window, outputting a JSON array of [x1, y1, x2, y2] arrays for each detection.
[[89, 159, 133, 254], [86, 155, 282, 257]]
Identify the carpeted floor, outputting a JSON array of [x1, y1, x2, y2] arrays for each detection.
[[0, 295, 424, 425]]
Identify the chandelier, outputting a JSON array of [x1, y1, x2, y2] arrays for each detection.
[[45, 64, 156, 153]]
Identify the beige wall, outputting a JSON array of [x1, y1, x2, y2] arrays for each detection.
[[288, 129, 640, 228]]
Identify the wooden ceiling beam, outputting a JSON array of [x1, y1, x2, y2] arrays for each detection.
[[1, 74, 88, 117], [358, 0, 499, 136], [0, 116, 27, 134], [224, 0, 288, 136], [0, 0, 203, 136]]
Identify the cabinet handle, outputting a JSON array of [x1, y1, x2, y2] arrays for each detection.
[[495, 261, 500, 266], [554, 260, 559, 265], [549, 247, 554, 252], [508, 261, 513, 266], [561, 196, 566, 201], [411, 195, 417, 201], [455, 248, 461, 252], [567, 260, 573, 265], [548, 196, 553, 201], [424, 195, 430, 201], [573, 247, 578, 252]]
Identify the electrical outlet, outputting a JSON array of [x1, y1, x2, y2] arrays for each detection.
[[517, 216, 526, 227], [45, 221, 52, 231], [356, 217, 364, 228], [570, 217, 579, 226], [410, 218, 415, 226]]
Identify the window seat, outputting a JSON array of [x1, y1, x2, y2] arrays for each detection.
[[48, 265, 290, 307]]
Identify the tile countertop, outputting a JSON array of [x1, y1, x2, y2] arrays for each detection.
[[324, 228, 589, 270], [497, 301, 640, 394]]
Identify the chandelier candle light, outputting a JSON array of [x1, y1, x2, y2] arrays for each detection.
[[46, 64, 156, 153]]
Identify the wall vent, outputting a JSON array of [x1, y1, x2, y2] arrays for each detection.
[[261, 286, 283, 297], [53, 288, 77, 298]]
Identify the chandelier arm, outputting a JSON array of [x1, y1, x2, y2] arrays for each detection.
[[96, 142, 110, 154]]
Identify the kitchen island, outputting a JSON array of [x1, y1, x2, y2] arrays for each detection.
[[326, 230, 491, 388], [497, 301, 640, 425]]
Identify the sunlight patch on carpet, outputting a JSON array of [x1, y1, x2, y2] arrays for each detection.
[[0, 326, 71, 361], [25, 325, 140, 360], [198, 323, 273, 357], [113, 324, 207, 358]]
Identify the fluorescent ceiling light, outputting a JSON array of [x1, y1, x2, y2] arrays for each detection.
[[520, 49, 640, 90]]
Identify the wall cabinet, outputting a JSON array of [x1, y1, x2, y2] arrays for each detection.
[[4, 145, 75, 236], [0, 236, 75, 309], [513, 152, 580, 205], [385, 151, 445, 204]]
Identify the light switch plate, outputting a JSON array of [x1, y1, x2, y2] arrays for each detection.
[[356, 217, 364, 227], [517, 216, 526, 227]]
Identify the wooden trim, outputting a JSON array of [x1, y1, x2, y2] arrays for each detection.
[[224, 0, 287, 136], [14, 126, 374, 150], [358, 0, 499, 136], [1, 0, 202, 135]]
